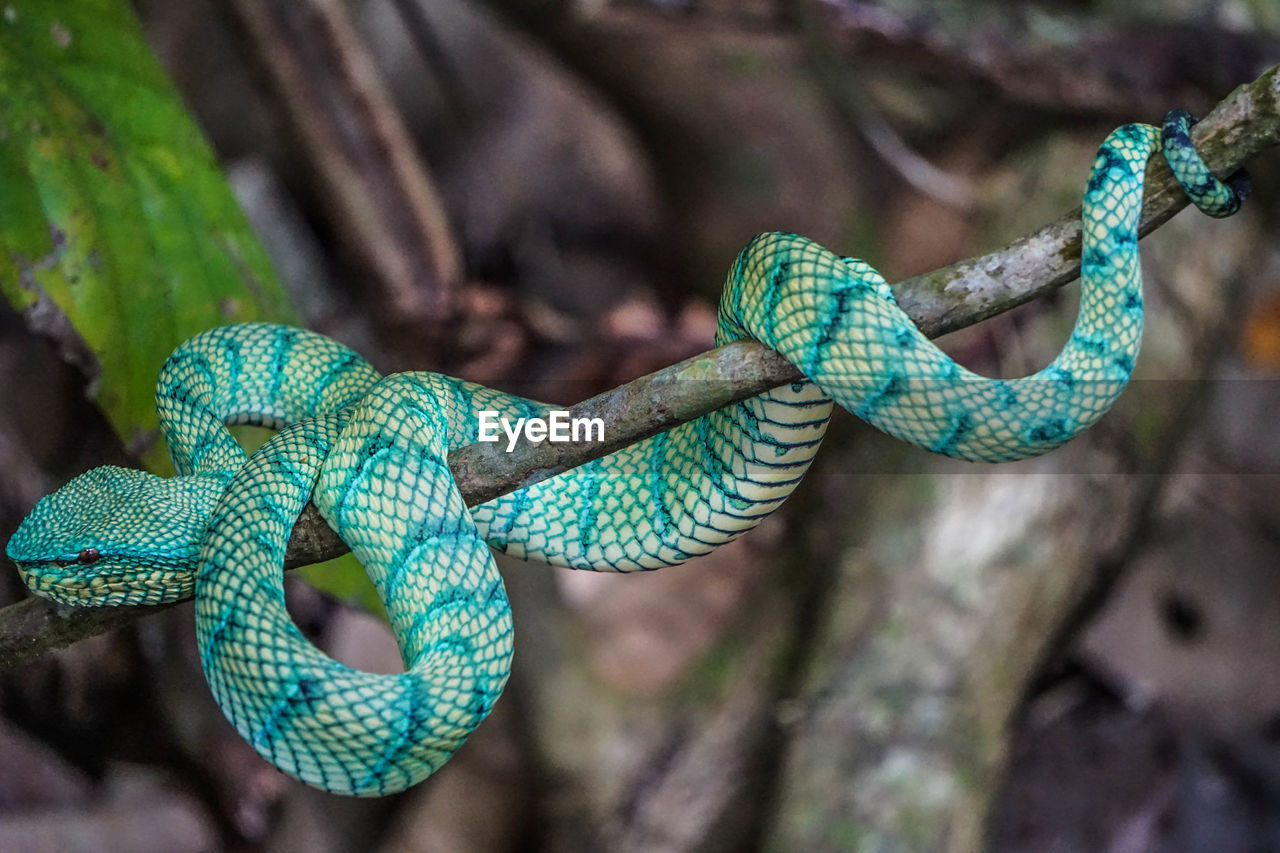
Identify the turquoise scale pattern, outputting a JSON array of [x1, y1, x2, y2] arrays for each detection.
[[6, 112, 1246, 796], [716, 123, 1160, 463], [198, 414, 511, 795]]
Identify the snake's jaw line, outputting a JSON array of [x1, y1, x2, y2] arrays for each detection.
[[7, 110, 1246, 796]]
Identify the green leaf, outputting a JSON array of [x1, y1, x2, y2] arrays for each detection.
[[0, 0, 297, 470], [298, 557, 390, 624], [0, 3, 386, 619]]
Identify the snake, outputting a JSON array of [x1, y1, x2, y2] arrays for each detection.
[[5, 110, 1246, 796]]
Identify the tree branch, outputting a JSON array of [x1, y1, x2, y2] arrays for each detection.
[[2, 64, 1277, 672]]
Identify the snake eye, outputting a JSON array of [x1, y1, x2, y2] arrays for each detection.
[[76, 548, 101, 565]]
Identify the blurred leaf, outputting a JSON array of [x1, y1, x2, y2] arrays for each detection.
[[299, 556, 390, 624], [1243, 293, 1280, 373], [0, 0, 297, 470], [0, 3, 392, 617]]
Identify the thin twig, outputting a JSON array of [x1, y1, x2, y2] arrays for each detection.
[[814, 0, 1280, 117], [790, 0, 978, 212], [388, 0, 475, 125], [1, 64, 1277, 672], [223, 0, 461, 326]]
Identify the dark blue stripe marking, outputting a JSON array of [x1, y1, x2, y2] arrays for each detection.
[[1081, 246, 1109, 271], [854, 373, 906, 419], [929, 412, 973, 456], [1086, 145, 1130, 196], [1047, 366, 1074, 389], [269, 329, 296, 411], [493, 485, 532, 539], [1068, 331, 1111, 355], [357, 684, 415, 792], [309, 350, 371, 413], [647, 432, 678, 544], [198, 607, 235, 674], [994, 381, 1018, 410], [805, 280, 862, 374], [763, 259, 791, 344], [575, 459, 603, 548], [1026, 416, 1073, 444], [251, 679, 304, 748]]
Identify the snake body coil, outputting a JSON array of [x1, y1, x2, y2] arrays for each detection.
[[6, 112, 1244, 795]]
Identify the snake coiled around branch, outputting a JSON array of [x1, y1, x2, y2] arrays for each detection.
[[6, 110, 1246, 796]]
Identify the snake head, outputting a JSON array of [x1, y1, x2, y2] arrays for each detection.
[[6, 466, 227, 607]]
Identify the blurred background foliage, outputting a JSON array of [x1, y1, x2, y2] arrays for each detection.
[[0, 0, 294, 470], [0, 0, 1279, 851]]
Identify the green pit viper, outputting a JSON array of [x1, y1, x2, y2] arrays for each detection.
[[6, 110, 1247, 796]]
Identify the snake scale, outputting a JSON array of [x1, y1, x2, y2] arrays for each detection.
[[6, 111, 1246, 796]]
